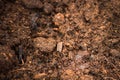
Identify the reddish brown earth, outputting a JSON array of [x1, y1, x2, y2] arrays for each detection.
[[0, 0, 120, 80]]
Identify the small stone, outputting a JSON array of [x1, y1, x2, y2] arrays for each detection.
[[53, 13, 65, 26], [34, 37, 56, 53], [57, 42, 63, 52]]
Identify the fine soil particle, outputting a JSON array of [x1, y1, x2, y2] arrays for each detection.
[[0, 0, 120, 80]]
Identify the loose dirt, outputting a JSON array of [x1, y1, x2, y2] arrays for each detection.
[[0, 0, 120, 80]]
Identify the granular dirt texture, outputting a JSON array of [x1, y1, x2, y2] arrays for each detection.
[[0, 0, 120, 80]]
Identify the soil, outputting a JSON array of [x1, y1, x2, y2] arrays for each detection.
[[0, 0, 120, 80]]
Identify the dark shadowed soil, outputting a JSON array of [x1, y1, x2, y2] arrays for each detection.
[[0, 0, 120, 80]]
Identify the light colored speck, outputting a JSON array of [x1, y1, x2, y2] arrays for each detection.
[[57, 42, 63, 52]]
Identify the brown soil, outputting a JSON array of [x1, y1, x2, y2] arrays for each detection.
[[0, 0, 120, 80]]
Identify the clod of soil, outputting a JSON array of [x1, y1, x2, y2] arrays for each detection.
[[53, 13, 65, 26], [33, 37, 56, 53], [43, 2, 54, 14]]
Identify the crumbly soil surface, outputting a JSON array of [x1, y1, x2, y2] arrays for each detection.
[[0, 0, 120, 80]]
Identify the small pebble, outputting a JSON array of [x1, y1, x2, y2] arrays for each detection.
[[53, 13, 65, 26]]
